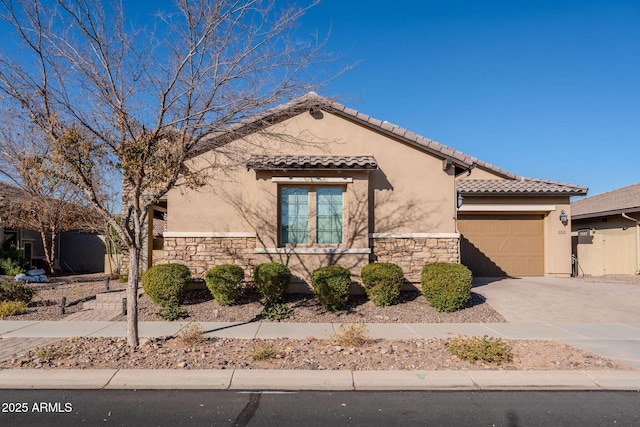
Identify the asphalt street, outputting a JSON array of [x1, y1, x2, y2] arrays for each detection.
[[1, 390, 640, 426]]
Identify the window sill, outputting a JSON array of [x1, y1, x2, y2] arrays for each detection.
[[254, 247, 371, 255]]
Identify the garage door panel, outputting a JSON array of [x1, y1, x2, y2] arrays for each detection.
[[459, 214, 544, 276]]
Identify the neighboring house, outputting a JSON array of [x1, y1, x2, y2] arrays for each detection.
[[0, 184, 105, 273], [145, 93, 587, 288], [571, 183, 640, 276]]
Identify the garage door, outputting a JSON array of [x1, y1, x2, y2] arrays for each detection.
[[458, 214, 544, 276]]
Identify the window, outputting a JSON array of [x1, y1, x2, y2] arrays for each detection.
[[316, 187, 343, 244], [280, 186, 344, 245], [281, 187, 309, 244]]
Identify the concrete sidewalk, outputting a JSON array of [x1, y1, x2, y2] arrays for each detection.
[[2, 368, 640, 391], [1, 319, 640, 390]]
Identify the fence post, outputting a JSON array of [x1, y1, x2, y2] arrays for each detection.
[[122, 297, 127, 316], [59, 297, 66, 315]]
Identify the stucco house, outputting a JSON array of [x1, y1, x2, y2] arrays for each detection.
[[571, 183, 640, 276], [146, 93, 587, 289]]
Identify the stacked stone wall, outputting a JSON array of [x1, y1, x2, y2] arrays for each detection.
[[372, 237, 460, 283], [163, 236, 257, 279]]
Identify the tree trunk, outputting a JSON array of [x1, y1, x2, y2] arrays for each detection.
[[39, 230, 56, 273], [126, 246, 140, 348]]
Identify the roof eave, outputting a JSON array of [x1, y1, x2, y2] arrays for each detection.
[[572, 207, 640, 220]]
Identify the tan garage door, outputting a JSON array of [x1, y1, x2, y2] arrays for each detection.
[[458, 214, 544, 276]]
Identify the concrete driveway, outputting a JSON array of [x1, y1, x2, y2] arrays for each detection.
[[473, 276, 640, 323]]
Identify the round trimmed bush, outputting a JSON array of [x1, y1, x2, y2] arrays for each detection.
[[0, 281, 35, 304], [311, 265, 351, 312], [205, 264, 245, 306], [360, 262, 404, 307], [421, 262, 473, 312], [141, 263, 192, 307], [253, 263, 291, 304]]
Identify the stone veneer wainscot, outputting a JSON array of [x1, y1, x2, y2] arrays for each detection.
[[370, 234, 460, 283], [163, 233, 257, 279]]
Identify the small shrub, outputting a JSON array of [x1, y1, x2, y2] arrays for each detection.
[[0, 300, 28, 317], [332, 323, 369, 347], [0, 281, 35, 303], [253, 263, 291, 304], [262, 302, 294, 321], [118, 273, 128, 283], [360, 262, 404, 307], [447, 335, 513, 365], [178, 323, 206, 347], [35, 345, 70, 362], [421, 262, 473, 312], [0, 257, 25, 276], [155, 303, 188, 321], [250, 343, 278, 361], [142, 263, 191, 307], [311, 265, 351, 312], [204, 264, 245, 306]]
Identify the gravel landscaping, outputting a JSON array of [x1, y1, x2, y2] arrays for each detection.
[[1, 273, 637, 371]]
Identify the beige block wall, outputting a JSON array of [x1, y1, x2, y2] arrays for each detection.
[[572, 215, 640, 275]]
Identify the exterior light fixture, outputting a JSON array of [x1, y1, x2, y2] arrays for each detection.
[[559, 210, 568, 226], [457, 192, 464, 209]]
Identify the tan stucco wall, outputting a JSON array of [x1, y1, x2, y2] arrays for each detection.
[[457, 167, 507, 181], [458, 195, 574, 277], [164, 109, 461, 282], [167, 110, 457, 235], [572, 214, 640, 275]]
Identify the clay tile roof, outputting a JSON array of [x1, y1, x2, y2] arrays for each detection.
[[194, 92, 520, 180], [247, 155, 378, 170], [571, 183, 640, 219], [457, 178, 588, 195]]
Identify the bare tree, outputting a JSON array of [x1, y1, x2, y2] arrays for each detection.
[[0, 119, 100, 273], [0, 0, 334, 347]]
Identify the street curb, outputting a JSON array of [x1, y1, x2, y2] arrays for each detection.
[[1, 369, 640, 391]]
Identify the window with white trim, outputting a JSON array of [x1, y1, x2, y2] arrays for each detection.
[[280, 186, 344, 245]]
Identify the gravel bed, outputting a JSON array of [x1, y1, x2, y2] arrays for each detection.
[[2, 273, 637, 371], [113, 288, 507, 324], [1, 335, 631, 371], [1, 273, 124, 321]]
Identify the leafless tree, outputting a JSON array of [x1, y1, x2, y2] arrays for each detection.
[[0, 118, 100, 273], [0, 0, 336, 347]]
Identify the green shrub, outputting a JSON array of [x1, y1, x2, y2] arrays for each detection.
[[311, 265, 351, 312], [262, 301, 294, 321], [155, 303, 188, 321], [0, 281, 35, 304], [447, 335, 513, 365], [253, 263, 291, 304], [204, 264, 245, 306], [0, 300, 28, 317], [0, 257, 25, 276], [360, 262, 404, 307], [141, 263, 192, 307], [421, 262, 473, 312]]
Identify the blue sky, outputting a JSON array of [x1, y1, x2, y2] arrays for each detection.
[[3, 1, 637, 198], [299, 0, 640, 197]]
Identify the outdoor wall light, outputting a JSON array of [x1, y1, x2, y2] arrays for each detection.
[[559, 210, 568, 226], [457, 192, 464, 209]]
